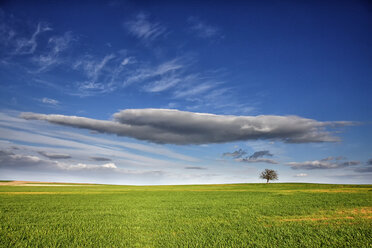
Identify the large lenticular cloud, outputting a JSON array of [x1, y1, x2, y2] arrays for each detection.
[[21, 109, 354, 145]]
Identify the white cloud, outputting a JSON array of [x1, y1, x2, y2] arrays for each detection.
[[0, 150, 122, 172], [188, 17, 221, 39], [294, 173, 308, 177], [124, 13, 166, 42], [74, 54, 115, 81], [102, 163, 117, 169], [143, 76, 181, 93], [287, 157, 360, 170], [173, 82, 215, 98], [124, 58, 184, 87], [21, 108, 355, 145], [72, 53, 136, 96], [14, 22, 52, 55], [0, 125, 185, 168], [33, 32, 74, 71], [41, 97, 59, 105]]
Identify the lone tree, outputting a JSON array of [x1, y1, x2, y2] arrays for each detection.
[[260, 169, 278, 183]]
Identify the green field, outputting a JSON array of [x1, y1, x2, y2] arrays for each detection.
[[0, 183, 371, 247]]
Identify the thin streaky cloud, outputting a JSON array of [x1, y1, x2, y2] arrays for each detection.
[[38, 151, 71, 159], [91, 157, 112, 162], [124, 58, 184, 87], [33, 31, 74, 71], [0, 126, 187, 168], [173, 82, 216, 99], [184, 166, 207, 170], [124, 12, 166, 42], [143, 76, 181, 93], [0, 149, 138, 173], [188, 16, 221, 39], [74, 54, 115, 82], [14, 22, 52, 55]]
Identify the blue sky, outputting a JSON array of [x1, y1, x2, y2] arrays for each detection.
[[0, 1, 371, 185]]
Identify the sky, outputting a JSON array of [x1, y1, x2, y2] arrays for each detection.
[[0, 0, 371, 185]]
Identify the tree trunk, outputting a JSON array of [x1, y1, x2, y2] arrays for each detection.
[[266, 179, 269, 183]]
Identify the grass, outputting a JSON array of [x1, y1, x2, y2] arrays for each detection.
[[0, 183, 371, 247]]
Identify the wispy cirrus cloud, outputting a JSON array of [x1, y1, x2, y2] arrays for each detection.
[[143, 75, 182, 93], [21, 109, 355, 145], [73, 54, 122, 96], [74, 54, 116, 81], [72, 53, 135, 96], [126, 58, 226, 102], [14, 22, 52, 55], [33, 31, 74, 71], [188, 16, 221, 39], [0, 13, 239, 114], [124, 12, 166, 42], [0, 15, 75, 74], [124, 58, 184, 87], [173, 81, 216, 98]]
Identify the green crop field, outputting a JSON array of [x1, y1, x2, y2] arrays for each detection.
[[0, 182, 371, 247]]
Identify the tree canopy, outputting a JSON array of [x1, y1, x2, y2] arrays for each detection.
[[260, 169, 278, 183]]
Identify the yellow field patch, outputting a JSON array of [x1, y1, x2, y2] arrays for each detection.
[[280, 207, 372, 222], [282, 216, 359, 222], [279, 188, 371, 194], [337, 207, 372, 215]]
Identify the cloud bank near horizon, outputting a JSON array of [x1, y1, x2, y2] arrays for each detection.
[[21, 109, 355, 145], [287, 157, 360, 170]]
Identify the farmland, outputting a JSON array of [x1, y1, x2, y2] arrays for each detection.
[[0, 182, 371, 247]]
